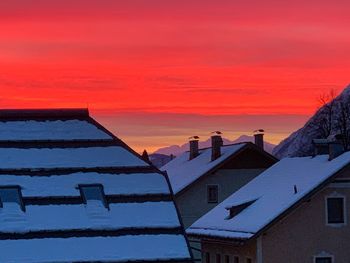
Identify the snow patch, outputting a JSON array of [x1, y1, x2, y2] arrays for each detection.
[[188, 152, 350, 239], [0, 120, 112, 140]]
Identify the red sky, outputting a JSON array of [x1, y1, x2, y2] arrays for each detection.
[[0, 0, 349, 152]]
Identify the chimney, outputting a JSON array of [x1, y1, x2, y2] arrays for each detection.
[[254, 129, 265, 150], [312, 139, 329, 156], [211, 131, 223, 161], [189, 136, 200, 160], [141, 149, 150, 163], [329, 134, 345, 160]]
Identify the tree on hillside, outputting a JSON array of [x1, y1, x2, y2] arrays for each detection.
[[314, 89, 350, 150], [317, 89, 336, 138], [336, 100, 350, 150]]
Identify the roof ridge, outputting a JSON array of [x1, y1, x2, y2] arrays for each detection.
[[183, 142, 249, 152], [0, 108, 89, 120]]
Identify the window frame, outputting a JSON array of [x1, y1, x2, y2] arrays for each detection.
[[325, 193, 346, 227], [79, 184, 108, 209], [207, 184, 219, 203], [0, 185, 25, 212], [313, 255, 334, 263]]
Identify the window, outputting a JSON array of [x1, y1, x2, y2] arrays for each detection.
[[205, 252, 210, 263], [79, 184, 108, 208], [246, 258, 252, 263], [326, 196, 345, 224], [0, 186, 24, 211], [233, 256, 239, 263], [216, 254, 221, 263], [224, 255, 230, 263], [207, 185, 218, 203], [315, 257, 333, 263]]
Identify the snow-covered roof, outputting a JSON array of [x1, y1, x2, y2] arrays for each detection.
[[0, 172, 170, 197], [0, 235, 189, 263], [0, 202, 179, 233], [0, 109, 192, 263], [0, 146, 147, 169], [161, 143, 246, 194], [0, 109, 112, 140], [187, 152, 350, 240], [0, 120, 112, 140]]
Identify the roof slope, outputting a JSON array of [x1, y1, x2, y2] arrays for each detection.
[[162, 142, 276, 195], [161, 143, 247, 194], [187, 152, 350, 240], [0, 109, 192, 263], [0, 109, 112, 140]]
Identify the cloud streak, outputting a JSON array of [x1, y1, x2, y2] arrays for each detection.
[[0, 0, 349, 150]]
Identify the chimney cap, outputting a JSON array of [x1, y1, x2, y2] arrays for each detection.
[[254, 129, 265, 134], [189, 135, 200, 141], [211, 131, 222, 136]]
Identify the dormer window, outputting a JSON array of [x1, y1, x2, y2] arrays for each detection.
[[79, 184, 108, 208], [225, 200, 256, 220], [0, 186, 24, 211]]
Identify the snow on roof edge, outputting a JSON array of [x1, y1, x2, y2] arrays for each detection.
[[187, 152, 350, 241], [162, 143, 248, 194]]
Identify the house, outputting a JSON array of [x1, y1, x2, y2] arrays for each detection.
[[161, 131, 278, 229], [0, 109, 193, 263], [187, 142, 350, 263]]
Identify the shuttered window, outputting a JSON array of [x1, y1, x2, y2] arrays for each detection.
[[327, 197, 345, 224]]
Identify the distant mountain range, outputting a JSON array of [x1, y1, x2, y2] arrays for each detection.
[[149, 135, 275, 167], [273, 84, 350, 158], [154, 135, 275, 156]]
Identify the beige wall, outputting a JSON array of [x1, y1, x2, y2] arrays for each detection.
[[202, 239, 256, 263], [261, 175, 350, 262], [201, 166, 350, 263], [176, 169, 265, 228]]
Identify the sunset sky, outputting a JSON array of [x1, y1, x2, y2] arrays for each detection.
[[0, 0, 349, 152]]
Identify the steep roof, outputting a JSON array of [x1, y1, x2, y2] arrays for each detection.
[[187, 152, 350, 241], [0, 108, 112, 140], [161, 142, 276, 194], [0, 109, 192, 263]]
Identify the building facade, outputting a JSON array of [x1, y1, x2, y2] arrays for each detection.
[[0, 109, 193, 263], [188, 150, 350, 263], [162, 134, 277, 228]]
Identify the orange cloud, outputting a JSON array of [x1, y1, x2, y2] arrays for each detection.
[[0, 0, 349, 150]]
